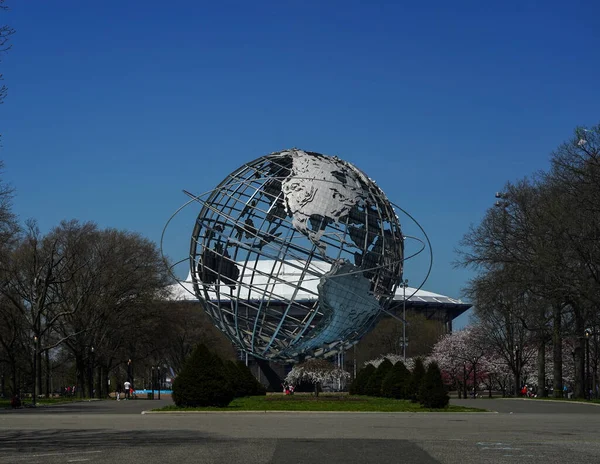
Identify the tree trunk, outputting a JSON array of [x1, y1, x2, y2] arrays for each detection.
[[45, 350, 51, 398], [103, 363, 111, 397], [10, 359, 17, 396], [96, 364, 103, 398], [537, 338, 546, 397], [76, 355, 85, 399], [514, 348, 521, 397], [552, 304, 563, 398], [575, 312, 585, 399], [574, 344, 585, 399], [36, 350, 42, 400], [314, 382, 319, 397]]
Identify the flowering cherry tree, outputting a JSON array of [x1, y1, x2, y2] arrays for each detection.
[[284, 359, 350, 396], [429, 321, 580, 397], [365, 354, 405, 368], [429, 326, 491, 397]]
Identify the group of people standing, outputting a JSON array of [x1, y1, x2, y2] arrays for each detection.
[[282, 383, 295, 395]]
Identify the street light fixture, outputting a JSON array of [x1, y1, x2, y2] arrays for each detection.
[[400, 279, 409, 361], [495, 192, 509, 209], [577, 129, 590, 147]]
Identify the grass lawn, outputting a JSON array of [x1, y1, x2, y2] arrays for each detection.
[[155, 394, 486, 412]]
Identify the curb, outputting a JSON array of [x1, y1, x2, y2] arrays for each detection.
[[497, 398, 600, 407], [141, 409, 494, 415]]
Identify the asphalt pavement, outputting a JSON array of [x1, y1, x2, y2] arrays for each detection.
[[1, 397, 174, 415], [2, 396, 600, 464]]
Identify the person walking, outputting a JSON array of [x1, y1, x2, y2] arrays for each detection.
[[116, 382, 122, 401], [124, 380, 131, 400]]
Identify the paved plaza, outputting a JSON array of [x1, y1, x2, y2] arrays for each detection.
[[1, 397, 600, 463]]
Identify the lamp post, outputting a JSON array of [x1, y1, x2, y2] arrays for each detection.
[[127, 359, 133, 384], [151, 366, 154, 400], [515, 345, 520, 397], [462, 361, 467, 399], [472, 357, 477, 399], [400, 279, 409, 361], [32, 336, 38, 407], [157, 366, 161, 400], [585, 329, 592, 399], [89, 347, 95, 399]]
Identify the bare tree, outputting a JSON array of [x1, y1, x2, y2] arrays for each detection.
[[0, 1, 15, 142], [53, 224, 172, 397], [0, 161, 18, 252], [457, 125, 600, 399], [0, 221, 76, 399], [0, 293, 27, 395], [153, 301, 236, 376]]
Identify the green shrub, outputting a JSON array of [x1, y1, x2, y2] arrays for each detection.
[[407, 357, 426, 403], [365, 359, 393, 396], [381, 360, 410, 399], [223, 360, 266, 397], [172, 344, 235, 407], [349, 364, 375, 395], [224, 360, 246, 398], [235, 361, 266, 396], [419, 361, 449, 409]]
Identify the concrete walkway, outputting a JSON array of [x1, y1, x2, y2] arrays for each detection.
[[0, 396, 173, 415], [451, 397, 600, 414]]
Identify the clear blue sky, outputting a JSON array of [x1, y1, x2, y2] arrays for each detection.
[[1, 1, 598, 330]]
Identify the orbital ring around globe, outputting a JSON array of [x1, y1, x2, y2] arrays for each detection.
[[162, 149, 432, 363]]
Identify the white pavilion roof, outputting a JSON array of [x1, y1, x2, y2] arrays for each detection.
[[167, 259, 465, 307]]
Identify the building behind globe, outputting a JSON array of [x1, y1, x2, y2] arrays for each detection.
[[189, 149, 404, 363]]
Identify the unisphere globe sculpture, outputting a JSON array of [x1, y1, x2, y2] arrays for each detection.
[[186, 149, 405, 363]]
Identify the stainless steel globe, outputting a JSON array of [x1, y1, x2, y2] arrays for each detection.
[[189, 149, 404, 362]]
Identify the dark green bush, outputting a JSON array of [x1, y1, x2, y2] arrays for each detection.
[[235, 361, 266, 396], [407, 357, 426, 403], [381, 360, 410, 399], [223, 360, 266, 397], [349, 364, 375, 395], [224, 360, 247, 398], [419, 361, 449, 409], [172, 344, 235, 407], [365, 359, 393, 396]]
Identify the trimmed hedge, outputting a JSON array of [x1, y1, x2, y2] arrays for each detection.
[[172, 344, 235, 407], [224, 360, 266, 397], [234, 360, 267, 397], [349, 364, 375, 395], [407, 357, 426, 403], [381, 360, 410, 399], [365, 359, 393, 397], [419, 361, 449, 409]]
